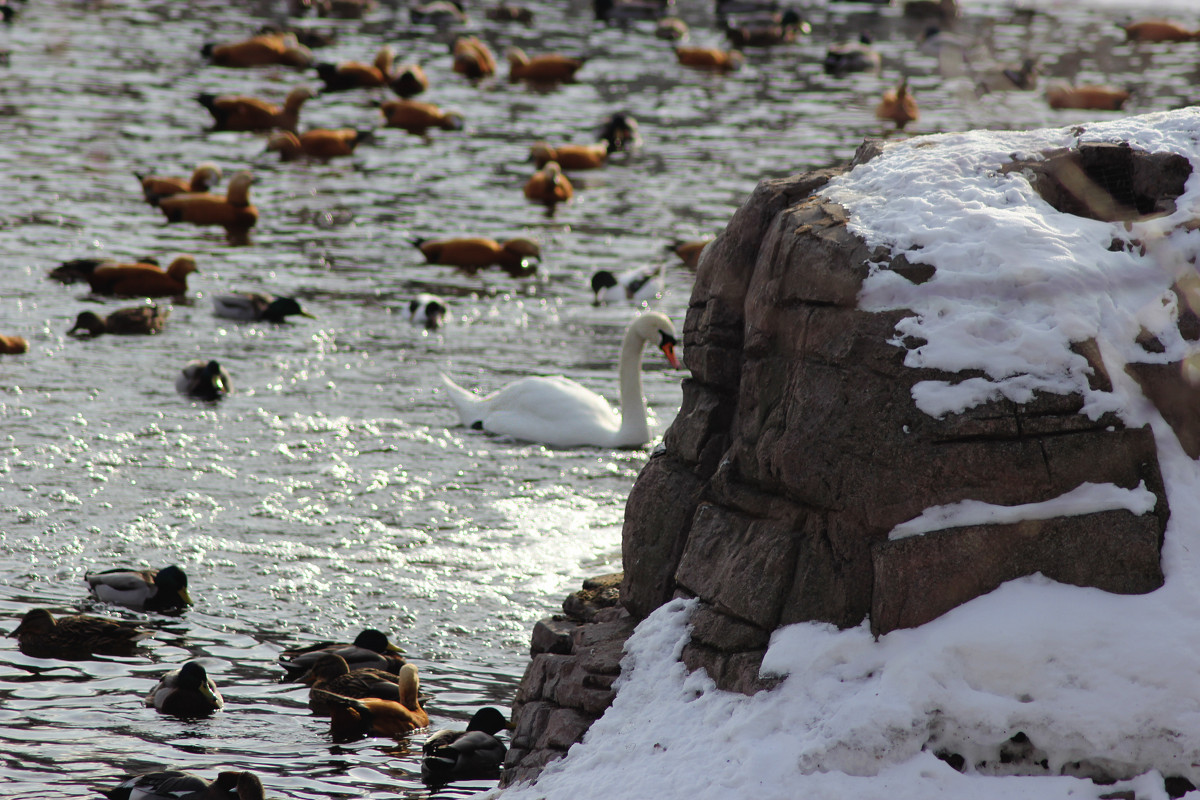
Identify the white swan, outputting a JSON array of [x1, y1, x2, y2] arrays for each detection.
[[441, 311, 681, 448]]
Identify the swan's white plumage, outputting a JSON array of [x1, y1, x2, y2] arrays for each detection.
[[441, 311, 679, 448]]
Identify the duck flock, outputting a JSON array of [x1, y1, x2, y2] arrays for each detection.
[[1, 0, 1197, 795]]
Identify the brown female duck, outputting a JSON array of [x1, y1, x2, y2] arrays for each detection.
[[8, 608, 152, 659], [68, 305, 170, 336], [267, 129, 373, 161], [380, 99, 463, 135], [506, 47, 584, 83]]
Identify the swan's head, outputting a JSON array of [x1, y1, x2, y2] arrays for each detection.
[[633, 311, 680, 369]]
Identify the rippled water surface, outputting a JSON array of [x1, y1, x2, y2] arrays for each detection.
[[0, 0, 1194, 795]]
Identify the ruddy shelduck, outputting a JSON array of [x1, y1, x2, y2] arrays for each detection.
[[320, 663, 429, 740], [523, 161, 573, 206], [506, 47, 584, 83], [876, 78, 919, 130], [136, 162, 222, 206], [380, 99, 463, 134], [1122, 20, 1198, 43], [390, 63, 429, 98], [267, 129, 373, 161], [158, 171, 258, 231], [412, 236, 541, 276], [1046, 83, 1130, 111], [197, 86, 315, 132], [316, 46, 393, 91], [86, 256, 198, 298], [676, 46, 743, 71], [452, 36, 497, 79], [202, 32, 313, 68], [529, 141, 608, 170], [0, 335, 28, 354]]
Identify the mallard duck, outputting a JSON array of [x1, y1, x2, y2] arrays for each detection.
[[176, 360, 232, 401], [591, 265, 663, 306], [104, 770, 263, 800], [412, 236, 541, 277], [823, 33, 880, 76], [530, 141, 607, 171], [136, 163, 222, 207], [318, 663, 428, 740], [279, 628, 406, 681], [8, 608, 152, 659], [158, 171, 258, 232], [202, 32, 314, 68], [147, 661, 224, 718], [676, 46, 743, 71], [406, 294, 447, 330], [523, 161, 574, 207], [598, 112, 641, 152], [84, 565, 191, 610], [86, 256, 198, 298], [668, 238, 711, 269], [267, 129, 372, 161], [1046, 83, 1130, 111], [390, 63, 429, 98], [451, 36, 497, 79], [302, 653, 406, 713], [724, 8, 808, 48], [380, 99, 464, 135], [213, 292, 315, 323], [315, 46, 392, 91], [68, 305, 170, 337], [593, 0, 669, 23], [197, 87, 315, 133], [421, 707, 512, 784], [507, 47, 585, 83], [485, 2, 533, 23], [0, 335, 29, 354], [876, 78, 919, 130]]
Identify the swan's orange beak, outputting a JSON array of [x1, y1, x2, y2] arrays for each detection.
[[661, 342, 680, 369]]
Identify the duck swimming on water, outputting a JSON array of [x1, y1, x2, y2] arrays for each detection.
[[85, 565, 191, 610]]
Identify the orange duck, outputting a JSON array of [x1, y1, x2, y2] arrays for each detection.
[[319, 664, 429, 740], [197, 86, 315, 133], [669, 238, 712, 269], [316, 45, 393, 91], [452, 36, 497, 79], [380, 99, 463, 135], [523, 161, 573, 206], [86, 256, 198, 298], [876, 78, 919, 130], [506, 47, 585, 83], [1046, 83, 1130, 110], [0, 335, 28, 354], [158, 171, 258, 232], [136, 162, 222, 206], [529, 141, 607, 170], [390, 63, 429, 98], [202, 31, 314, 68], [412, 236, 541, 276], [676, 46, 743, 71], [1122, 20, 1198, 43], [267, 129, 373, 161]]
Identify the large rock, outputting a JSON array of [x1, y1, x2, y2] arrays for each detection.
[[506, 137, 1186, 787]]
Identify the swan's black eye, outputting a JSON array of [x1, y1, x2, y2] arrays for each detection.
[[659, 331, 677, 348]]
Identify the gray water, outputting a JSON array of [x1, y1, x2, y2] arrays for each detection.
[[0, 0, 1192, 796]]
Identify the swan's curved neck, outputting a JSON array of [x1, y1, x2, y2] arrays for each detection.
[[615, 324, 650, 446]]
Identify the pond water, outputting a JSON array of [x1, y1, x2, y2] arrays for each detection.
[[0, 0, 1192, 796]]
